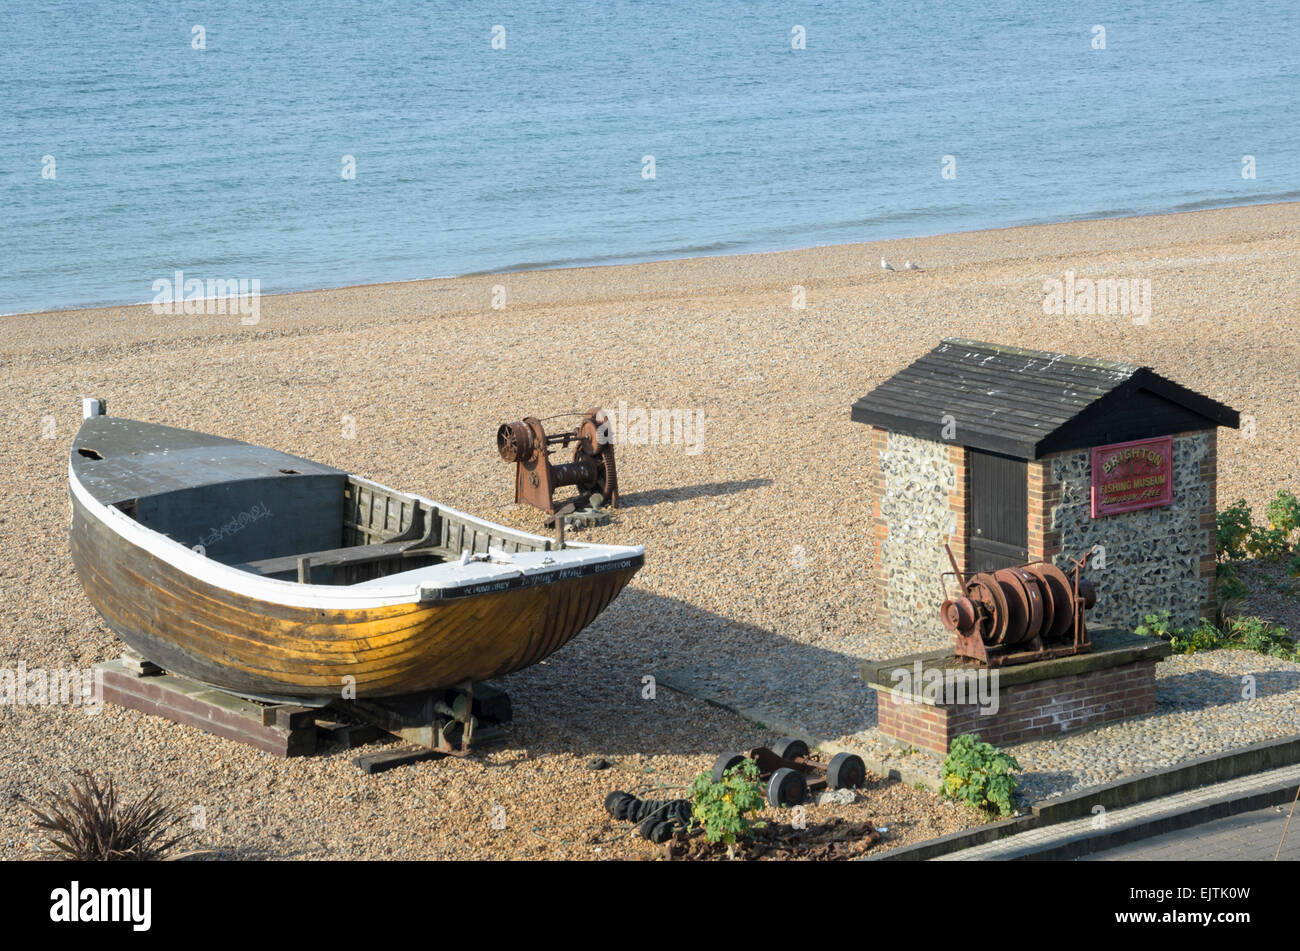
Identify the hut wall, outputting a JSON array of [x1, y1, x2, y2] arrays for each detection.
[[1032, 429, 1218, 631], [873, 429, 959, 640]]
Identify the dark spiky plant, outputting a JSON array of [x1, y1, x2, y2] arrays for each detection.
[[25, 770, 197, 861]]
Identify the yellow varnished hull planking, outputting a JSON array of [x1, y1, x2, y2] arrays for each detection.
[[69, 493, 637, 698]]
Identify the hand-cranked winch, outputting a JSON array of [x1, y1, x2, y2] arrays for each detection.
[[939, 544, 1097, 667], [496, 408, 619, 515]]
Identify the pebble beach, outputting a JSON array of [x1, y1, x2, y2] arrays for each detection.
[[2, 201, 1298, 859]]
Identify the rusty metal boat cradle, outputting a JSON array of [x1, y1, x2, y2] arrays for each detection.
[[69, 400, 643, 758]]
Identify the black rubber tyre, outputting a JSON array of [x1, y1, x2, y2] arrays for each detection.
[[648, 820, 675, 844], [827, 752, 867, 790], [638, 815, 660, 840], [771, 737, 810, 762], [604, 790, 630, 816], [608, 792, 635, 820], [766, 767, 809, 808], [712, 751, 747, 783]]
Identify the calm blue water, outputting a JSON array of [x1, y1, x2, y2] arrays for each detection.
[[2, 1, 1298, 314]]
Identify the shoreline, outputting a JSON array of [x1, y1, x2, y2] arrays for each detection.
[[6, 198, 1299, 321]]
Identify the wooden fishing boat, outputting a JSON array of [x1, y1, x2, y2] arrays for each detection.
[[68, 402, 644, 702]]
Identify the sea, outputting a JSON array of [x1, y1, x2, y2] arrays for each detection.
[[2, 0, 1298, 314]]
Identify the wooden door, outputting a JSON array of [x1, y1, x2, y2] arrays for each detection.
[[967, 449, 1028, 573]]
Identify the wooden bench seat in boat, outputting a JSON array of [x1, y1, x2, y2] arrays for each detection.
[[235, 496, 460, 583], [237, 539, 425, 581]]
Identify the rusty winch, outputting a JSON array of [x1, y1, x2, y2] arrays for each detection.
[[496, 408, 618, 515], [939, 544, 1097, 667]]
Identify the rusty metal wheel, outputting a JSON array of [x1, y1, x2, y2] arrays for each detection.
[[712, 751, 747, 783], [767, 768, 808, 807], [827, 752, 867, 790], [772, 737, 809, 762], [575, 441, 617, 505], [1010, 567, 1045, 641], [941, 596, 978, 633], [1026, 562, 1075, 641], [967, 573, 1008, 645], [496, 421, 535, 462], [1077, 577, 1097, 609], [992, 567, 1044, 645]]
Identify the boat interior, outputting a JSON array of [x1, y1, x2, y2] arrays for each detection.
[[116, 474, 554, 585], [73, 416, 555, 586], [118, 475, 554, 585]]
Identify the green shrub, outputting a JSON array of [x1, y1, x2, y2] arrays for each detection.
[[1265, 490, 1300, 537], [1219, 492, 1299, 561], [1247, 525, 1292, 560], [1178, 620, 1226, 655], [941, 734, 1021, 818], [688, 758, 766, 850], [1217, 562, 1250, 603], [1137, 610, 1227, 655], [1214, 492, 1300, 603], [1134, 610, 1178, 641], [1135, 611, 1298, 661], [1223, 616, 1298, 660], [1217, 500, 1254, 561]]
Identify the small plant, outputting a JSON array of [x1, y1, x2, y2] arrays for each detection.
[[1247, 525, 1292, 560], [688, 758, 766, 856], [1217, 562, 1250, 603], [1179, 619, 1225, 654], [1265, 490, 1300, 538], [1138, 611, 1225, 654], [941, 734, 1021, 818], [1217, 499, 1254, 561], [1218, 492, 1299, 564], [1134, 610, 1178, 641], [1222, 615, 1298, 661], [1135, 611, 1298, 662], [25, 770, 197, 861]]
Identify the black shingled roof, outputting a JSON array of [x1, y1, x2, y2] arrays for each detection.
[[850, 338, 1239, 459]]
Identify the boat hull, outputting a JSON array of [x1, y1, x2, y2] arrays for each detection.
[[70, 491, 640, 699]]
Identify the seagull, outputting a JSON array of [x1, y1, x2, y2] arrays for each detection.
[[880, 258, 895, 271], [905, 260, 922, 270]]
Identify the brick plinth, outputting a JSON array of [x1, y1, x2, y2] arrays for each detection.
[[873, 659, 1159, 755], [862, 630, 1172, 756]]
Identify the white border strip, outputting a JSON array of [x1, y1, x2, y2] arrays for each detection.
[[69, 464, 643, 611]]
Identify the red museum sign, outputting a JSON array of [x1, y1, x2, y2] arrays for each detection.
[[1090, 435, 1174, 518]]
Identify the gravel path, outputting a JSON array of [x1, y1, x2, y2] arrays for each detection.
[[810, 648, 1300, 805], [1010, 651, 1300, 802], [0, 201, 1297, 858]]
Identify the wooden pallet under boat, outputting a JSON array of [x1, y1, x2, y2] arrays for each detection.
[[68, 406, 644, 701]]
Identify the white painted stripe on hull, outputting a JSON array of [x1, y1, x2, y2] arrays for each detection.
[[69, 464, 643, 611]]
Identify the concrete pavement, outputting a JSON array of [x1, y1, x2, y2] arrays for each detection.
[[1079, 801, 1300, 861]]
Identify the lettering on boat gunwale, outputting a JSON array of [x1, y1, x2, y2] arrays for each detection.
[[428, 557, 639, 600]]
